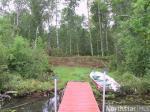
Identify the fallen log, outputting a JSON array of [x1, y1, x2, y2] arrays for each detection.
[[5, 91, 18, 95]]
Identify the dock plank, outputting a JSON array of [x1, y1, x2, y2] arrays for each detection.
[[58, 82, 100, 112]]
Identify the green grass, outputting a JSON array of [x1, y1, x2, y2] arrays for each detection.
[[2, 66, 149, 96], [0, 66, 94, 94], [1, 73, 52, 94], [51, 66, 93, 88]]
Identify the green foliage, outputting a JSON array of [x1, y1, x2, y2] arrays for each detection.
[[1, 109, 16, 112], [1, 66, 91, 93], [7, 36, 49, 78], [0, 36, 50, 91], [109, 55, 118, 70], [0, 17, 13, 46], [110, 71, 150, 95], [0, 72, 52, 94], [0, 41, 8, 66], [111, 0, 150, 76], [0, 42, 9, 91], [0, 0, 149, 96], [90, 0, 113, 56], [0, 72, 21, 91], [50, 48, 65, 56], [8, 78, 51, 94]]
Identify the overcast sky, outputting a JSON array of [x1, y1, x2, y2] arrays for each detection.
[[58, 0, 88, 17], [54, 0, 88, 26], [0, 0, 89, 24], [0, 0, 88, 16], [75, 0, 88, 17]]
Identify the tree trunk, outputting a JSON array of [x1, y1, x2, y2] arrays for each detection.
[[87, 0, 94, 56], [69, 35, 72, 55], [77, 43, 79, 56], [105, 25, 109, 54], [16, 11, 19, 28], [34, 26, 39, 49], [48, 25, 51, 54], [56, 0, 59, 48], [16, 6, 19, 35], [98, 1, 104, 57], [97, 40, 100, 56]]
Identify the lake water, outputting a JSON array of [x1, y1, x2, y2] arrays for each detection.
[[1, 95, 149, 112], [1, 97, 55, 112]]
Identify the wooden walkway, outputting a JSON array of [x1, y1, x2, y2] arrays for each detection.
[[58, 81, 100, 112]]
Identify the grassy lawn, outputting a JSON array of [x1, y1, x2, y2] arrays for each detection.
[[1, 66, 95, 94], [51, 66, 93, 88]]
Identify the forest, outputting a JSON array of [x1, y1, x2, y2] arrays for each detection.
[[0, 0, 150, 111]]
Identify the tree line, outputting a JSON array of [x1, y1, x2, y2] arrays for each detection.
[[0, 0, 149, 78]]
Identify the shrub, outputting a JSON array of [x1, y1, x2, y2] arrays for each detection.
[[119, 72, 150, 95], [109, 55, 118, 70], [8, 36, 31, 71], [23, 48, 49, 79], [8, 36, 50, 79], [0, 72, 51, 94], [0, 41, 8, 72], [0, 72, 22, 90], [0, 42, 8, 90]]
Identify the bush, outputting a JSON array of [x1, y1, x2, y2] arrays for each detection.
[[7, 36, 50, 79], [23, 48, 49, 79], [0, 42, 8, 90], [109, 55, 118, 70], [0, 72, 22, 91], [0, 41, 8, 71], [119, 72, 150, 95], [0, 72, 52, 94], [0, 36, 51, 92]]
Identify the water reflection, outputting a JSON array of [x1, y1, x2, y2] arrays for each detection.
[[43, 99, 54, 112], [43, 96, 60, 112], [1, 96, 59, 112]]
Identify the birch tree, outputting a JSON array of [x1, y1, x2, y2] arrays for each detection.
[[87, 0, 93, 56]]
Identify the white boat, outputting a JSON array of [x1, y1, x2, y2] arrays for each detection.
[[90, 71, 120, 92]]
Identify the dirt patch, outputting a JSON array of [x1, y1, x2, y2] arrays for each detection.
[[49, 56, 108, 68]]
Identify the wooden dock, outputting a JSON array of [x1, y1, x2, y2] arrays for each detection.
[[58, 81, 100, 112]]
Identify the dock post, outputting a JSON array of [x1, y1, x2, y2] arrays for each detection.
[[54, 78, 57, 112], [102, 71, 106, 112]]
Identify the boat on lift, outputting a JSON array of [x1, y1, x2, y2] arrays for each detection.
[[90, 71, 120, 92]]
